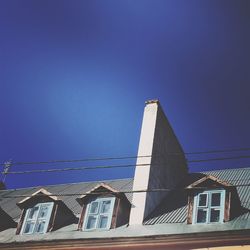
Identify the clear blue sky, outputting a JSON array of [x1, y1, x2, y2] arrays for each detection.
[[0, 0, 250, 189]]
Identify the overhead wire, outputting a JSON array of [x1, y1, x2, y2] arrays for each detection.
[[1, 183, 250, 199], [1, 146, 250, 167], [0, 147, 249, 200], [2, 163, 150, 175], [0, 155, 151, 167], [1, 155, 250, 175]]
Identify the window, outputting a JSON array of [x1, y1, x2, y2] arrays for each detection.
[[21, 202, 53, 234], [193, 190, 225, 224], [83, 197, 115, 230]]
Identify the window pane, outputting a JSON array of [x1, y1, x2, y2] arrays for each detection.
[[211, 193, 221, 206], [90, 202, 99, 214], [99, 216, 108, 229], [86, 216, 97, 229], [35, 221, 46, 233], [28, 206, 39, 220], [101, 200, 111, 213], [24, 222, 35, 234], [198, 194, 207, 207], [210, 209, 220, 222], [39, 205, 49, 219], [22, 203, 53, 235], [197, 209, 207, 223]]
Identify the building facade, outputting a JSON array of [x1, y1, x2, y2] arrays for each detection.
[[0, 100, 249, 249]]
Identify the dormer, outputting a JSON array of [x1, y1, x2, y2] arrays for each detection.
[[186, 175, 234, 224], [16, 188, 77, 235], [76, 183, 131, 231]]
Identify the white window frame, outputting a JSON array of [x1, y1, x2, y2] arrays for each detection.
[[20, 202, 54, 235], [192, 189, 225, 224], [83, 197, 115, 231]]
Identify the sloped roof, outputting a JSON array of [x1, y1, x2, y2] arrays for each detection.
[[186, 174, 232, 188], [76, 182, 129, 206], [0, 207, 17, 231], [17, 188, 60, 208], [77, 182, 120, 199], [1, 168, 249, 225], [0, 168, 249, 245], [0, 178, 133, 222], [144, 167, 250, 225]]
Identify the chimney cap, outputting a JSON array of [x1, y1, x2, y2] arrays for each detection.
[[145, 99, 159, 105]]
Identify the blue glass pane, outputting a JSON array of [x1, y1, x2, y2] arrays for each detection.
[[28, 207, 39, 220], [211, 193, 221, 206], [101, 201, 111, 213], [99, 216, 108, 229], [198, 194, 207, 207], [24, 222, 35, 234], [86, 216, 97, 229], [90, 202, 99, 214], [39, 205, 49, 218], [210, 209, 220, 222], [35, 221, 46, 233], [197, 209, 207, 223]]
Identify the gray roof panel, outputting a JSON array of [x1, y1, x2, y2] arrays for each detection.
[[0, 167, 249, 228], [0, 178, 134, 221], [144, 167, 250, 225], [0, 168, 250, 244]]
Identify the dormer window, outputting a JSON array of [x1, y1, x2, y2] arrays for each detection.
[[83, 197, 115, 230], [21, 202, 53, 234], [186, 175, 233, 225], [193, 190, 225, 224], [77, 183, 131, 231], [16, 188, 77, 235]]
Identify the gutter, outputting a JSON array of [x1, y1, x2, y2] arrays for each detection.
[[1, 229, 250, 250]]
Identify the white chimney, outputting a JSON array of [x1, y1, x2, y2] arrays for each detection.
[[129, 100, 187, 225]]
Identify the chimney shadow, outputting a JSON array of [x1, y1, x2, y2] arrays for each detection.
[[144, 173, 207, 225]]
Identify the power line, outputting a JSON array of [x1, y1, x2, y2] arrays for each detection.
[[2, 155, 250, 175], [1, 146, 250, 167], [1, 184, 250, 199], [0, 155, 150, 167], [2, 163, 149, 175]]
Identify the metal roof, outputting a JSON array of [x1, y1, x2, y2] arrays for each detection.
[[0, 167, 249, 244], [144, 167, 250, 225], [0, 178, 134, 221], [1, 168, 249, 225]]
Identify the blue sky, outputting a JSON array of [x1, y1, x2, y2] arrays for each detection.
[[0, 0, 250, 189]]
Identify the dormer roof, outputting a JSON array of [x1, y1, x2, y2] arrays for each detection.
[[76, 182, 128, 206], [17, 188, 60, 209], [186, 174, 232, 189]]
